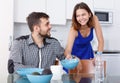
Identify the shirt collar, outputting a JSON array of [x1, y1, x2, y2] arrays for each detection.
[[28, 34, 34, 45], [28, 34, 51, 45]]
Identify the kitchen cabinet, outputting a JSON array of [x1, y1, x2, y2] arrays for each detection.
[[46, 0, 66, 25], [93, 0, 114, 10], [102, 54, 120, 76], [14, 0, 46, 23], [66, 0, 94, 19], [14, 0, 66, 25]]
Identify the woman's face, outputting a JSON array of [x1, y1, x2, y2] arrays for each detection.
[[76, 9, 91, 26]]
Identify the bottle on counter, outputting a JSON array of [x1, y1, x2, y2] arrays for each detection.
[[95, 51, 104, 83], [95, 51, 102, 64]]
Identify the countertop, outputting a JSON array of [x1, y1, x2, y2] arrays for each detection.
[[94, 50, 120, 54]]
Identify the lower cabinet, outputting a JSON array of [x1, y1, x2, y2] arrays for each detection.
[[102, 54, 120, 76]]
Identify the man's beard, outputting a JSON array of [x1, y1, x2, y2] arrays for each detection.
[[39, 32, 50, 38]]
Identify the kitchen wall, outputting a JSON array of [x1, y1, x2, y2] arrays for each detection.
[[13, 0, 120, 76], [0, 0, 120, 82], [14, 20, 99, 50], [14, 19, 120, 51], [0, 0, 13, 82], [93, 0, 120, 51], [13, 0, 94, 48], [13, 0, 120, 51], [14, 20, 71, 48]]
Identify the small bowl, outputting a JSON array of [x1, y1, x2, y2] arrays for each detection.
[[27, 74, 53, 83], [61, 58, 79, 69], [16, 68, 43, 76]]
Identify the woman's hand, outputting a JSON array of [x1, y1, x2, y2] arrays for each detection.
[[65, 54, 72, 59]]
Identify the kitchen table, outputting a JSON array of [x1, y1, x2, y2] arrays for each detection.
[[7, 73, 120, 83]]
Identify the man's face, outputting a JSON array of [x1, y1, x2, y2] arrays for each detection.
[[38, 18, 51, 37]]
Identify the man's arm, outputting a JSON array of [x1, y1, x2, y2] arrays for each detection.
[[9, 40, 34, 72], [53, 40, 65, 61]]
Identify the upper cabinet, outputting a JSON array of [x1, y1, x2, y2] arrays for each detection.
[[46, 0, 66, 25], [94, 0, 114, 10], [66, 0, 94, 19], [14, 0, 46, 23], [14, 0, 66, 25]]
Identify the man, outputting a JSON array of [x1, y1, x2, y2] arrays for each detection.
[[8, 12, 65, 73]]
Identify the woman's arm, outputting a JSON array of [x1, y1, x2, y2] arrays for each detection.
[[64, 27, 78, 59], [93, 15, 104, 52]]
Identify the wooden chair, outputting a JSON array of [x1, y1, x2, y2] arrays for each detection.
[[69, 60, 106, 76]]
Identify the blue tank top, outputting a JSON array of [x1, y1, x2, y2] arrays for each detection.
[[71, 28, 94, 59]]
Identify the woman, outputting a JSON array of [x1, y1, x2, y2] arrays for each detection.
[[65, 2, 104, 72]]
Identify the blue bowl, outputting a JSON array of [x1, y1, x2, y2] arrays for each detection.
[[61, 58, 79, 69], [27, 74, 53, 83], [16, 68, 43, 76], [16, 77, 30, 83]]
